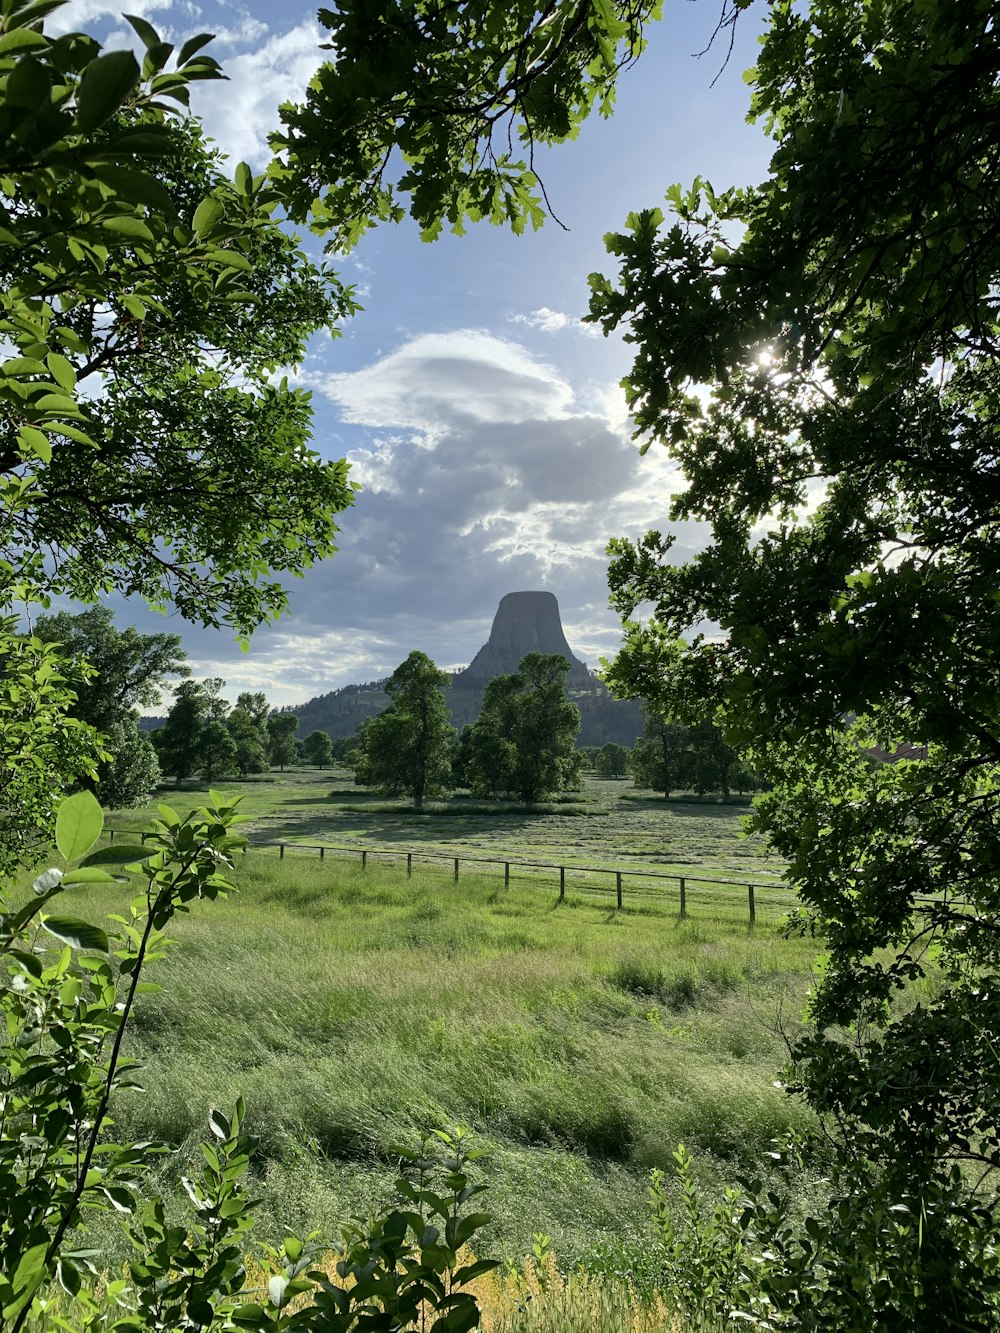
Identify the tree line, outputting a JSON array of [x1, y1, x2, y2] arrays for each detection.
[[347, 650, 762, 806], [580, 719, 763, 799], [27, 606, 341, 801], [34, 605, 757, 805]]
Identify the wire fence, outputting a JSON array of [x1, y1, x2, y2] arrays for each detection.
[[110, 828, 793, 925]]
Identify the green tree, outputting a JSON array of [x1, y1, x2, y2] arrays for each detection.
[[594, 0, 1000, 1318], [89, 719, 160, 809], [200, 677, 230, 723], [33, 609, 187, 733], [274, 0, 663, 248], [575, 746, 599, 772], [0, 7, 357, 637], [0, 605, 103, 874], [302, 729, 334, 768], [198, 719, 238, 782], [684, 722, 756, 801], [153, 680, 209, 784], [629, 714, 690, 799], [226, 691, 270, 775], [34, 607, 183, 807], [267, 712, 299, 771], [595, 741, 629, 778], [354, 652, 456, 809], [467, 653, 580, 804], [226, 707, 269, 776]]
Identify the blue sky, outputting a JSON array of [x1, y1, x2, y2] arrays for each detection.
[[57, 0, 775, 709]]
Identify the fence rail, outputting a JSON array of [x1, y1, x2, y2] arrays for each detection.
[[110, 827, 791, 924]]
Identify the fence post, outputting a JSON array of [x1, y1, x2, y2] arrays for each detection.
[[407, 852, 412, 878], [109, 828, 115, 844], [453, 857, 459, 883], [680, 877, 687, 918], [559, 866, 565, 902], [319, 846, 325, 861], [504, 861, 510, 887], [279, 843, 285, 860], [140, 831, 147, 845], [748, 883, 756, 926], [361, 850, 367, 871], [616, 871, 623, 910]]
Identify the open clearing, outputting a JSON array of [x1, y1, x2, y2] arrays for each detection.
[[81, 771, 817, 1267]]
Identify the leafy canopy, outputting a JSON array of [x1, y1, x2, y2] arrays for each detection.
[[595, 0, 1000, 1207], [354, 651, 456, 808], [466, 653, 580, 804], [273, 0, 663, 248], [0, 0, 357, 634]]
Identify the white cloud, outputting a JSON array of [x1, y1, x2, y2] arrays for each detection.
[[47, 0, 175, 35], [317, 330, 574, 432], [191, 18, 326, 167], [508, 307, 602, 338], [239, 328, 705, 691]]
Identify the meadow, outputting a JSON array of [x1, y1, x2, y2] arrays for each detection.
[[72, 769, 825, 1279]]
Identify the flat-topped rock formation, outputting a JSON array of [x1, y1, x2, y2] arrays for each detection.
[[287, 589, 644, 747], [456, 591, 589, 683]]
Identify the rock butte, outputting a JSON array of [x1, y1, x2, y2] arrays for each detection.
[[456, 591, 590, 684]]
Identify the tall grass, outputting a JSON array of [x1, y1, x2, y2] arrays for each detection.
[[62, 845, 818, 1268]]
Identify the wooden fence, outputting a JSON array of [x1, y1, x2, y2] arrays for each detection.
[[111, 828, 791, 925]]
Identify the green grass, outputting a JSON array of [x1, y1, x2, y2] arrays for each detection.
[[67, 778, 819, 1268], [112, 769, 786, 883]]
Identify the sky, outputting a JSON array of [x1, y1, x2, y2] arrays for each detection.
[[54, 0, 776, 710]]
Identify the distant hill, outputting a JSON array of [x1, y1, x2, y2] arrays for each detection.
[[287, 591, 644, 748], [288, 671, 643, 748]]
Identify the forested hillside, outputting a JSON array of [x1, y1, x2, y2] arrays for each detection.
[[286, 671, 644, 748]]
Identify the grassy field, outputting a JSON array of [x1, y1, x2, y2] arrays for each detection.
[[111, 768, 787, 890], [68, 770, 824, 1274]]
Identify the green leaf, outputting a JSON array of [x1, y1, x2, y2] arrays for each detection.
[[208, 1107, 231, 1139], [98, 126, 174, 157], [31, 393, 80, 413], [61, 867, 118, 886], [204, 248, 251, 271], [124, 13, 162, 49], [268, 1275, 290, 1309], [0, 28, 48, 54], [192, 196, 225, 238], [43, 917, 109, 952], [45, 353, 76, 392], [177, 31, 215, 65], [56, 1259, 81, 1298], [31, 867, 63, 895], [44, 421, 96, 446], [5, 0, 69, 30], [3, 357, 48, 376], [75, 50, 140, 133], [102, 215, 155, 243], [55, 789, 104, 861], [17, 425, 50, 462], [79, 844, 153, 867], [4, 1241, 48, 1318], [92, 165, 175, 214]]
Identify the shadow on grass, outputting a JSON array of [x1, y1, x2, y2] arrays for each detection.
[[281, 791, 389, 808], [619, 794, 754, 818], [251, 806, 598, 846]]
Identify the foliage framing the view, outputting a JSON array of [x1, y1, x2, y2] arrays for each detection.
[[0, 0, 357, 635], [274, 0, 664, 249], [594, 0, 1000, 1316]]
